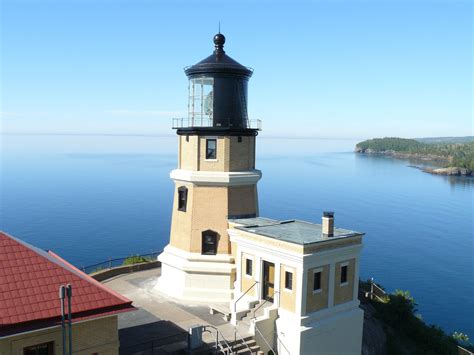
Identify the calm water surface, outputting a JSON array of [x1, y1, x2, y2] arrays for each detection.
[[1, 134, 472, 338]]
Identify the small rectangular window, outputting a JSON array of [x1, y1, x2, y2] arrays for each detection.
[[178, 186, 188, 212], [23, 342, 54, 355], [238, 136, 242, 143], [313, 271, 322, 291], [341, 265, 348, 284], [202, 230, 218, 255], [206, 139, 217, 159], [284, 271, 293, 290], [245, 258, 252, 276]]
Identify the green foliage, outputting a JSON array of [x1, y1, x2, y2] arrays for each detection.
[[452, 331, 469, 343], [356, 138, 474, 172], [371, 288, 458, 354], [123, 255, 151, 265]]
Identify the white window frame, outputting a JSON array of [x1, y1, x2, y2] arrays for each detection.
[[244, 256, 254, 279], [204, 136, 218, 162], [340, 262, 349, 287], [312, 267, 323, 294], [283, 267, 294, 294]]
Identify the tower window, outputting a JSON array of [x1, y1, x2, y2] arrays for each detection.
[[313, 271, 322, 292], [206, 139, 217, 159], [202, 230, 218, 255], [245, 258, 253, 276], [284, 271, 293, 291], [341, 265, 348, 284], [177, 186, 188, 212]]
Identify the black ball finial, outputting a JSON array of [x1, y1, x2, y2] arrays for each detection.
[[213, 33, 225, 46]]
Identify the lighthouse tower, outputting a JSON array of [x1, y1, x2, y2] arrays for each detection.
[[157, 34, 262, 302]]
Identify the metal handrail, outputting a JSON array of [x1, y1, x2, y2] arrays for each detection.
[[275, 329, 291, 355], [82, 251, 162, 274], [203, 325, 233, 354], [252, 291, 279, 319], [255, 325, 276, 355], [233, 326, 255, 354], [233, 281, 259, 313], [172, 117, 262, 130]]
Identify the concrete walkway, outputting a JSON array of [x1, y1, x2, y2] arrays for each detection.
[[103, 268, 253, 352]]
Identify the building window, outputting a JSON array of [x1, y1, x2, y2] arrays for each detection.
[[202, 230, 218, 255], [238, 136, 242, 143], [177, 186, 188, 212], [245, 258, 252, 276], [284, 271, 293, 291], [23, 342, 54, 355], [341, 265, 348, 284], [313, 271, 322, 292], [206, 139, 217, 159]]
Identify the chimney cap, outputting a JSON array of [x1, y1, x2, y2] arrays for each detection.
[[323, 211, 334, 218]]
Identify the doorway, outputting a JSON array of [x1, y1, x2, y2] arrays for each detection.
[[262, 260, 275, 302]]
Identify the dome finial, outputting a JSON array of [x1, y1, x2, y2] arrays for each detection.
[[213, 32, 225, 55]]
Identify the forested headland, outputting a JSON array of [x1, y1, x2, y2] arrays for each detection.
[[355, 137, 474, 176]]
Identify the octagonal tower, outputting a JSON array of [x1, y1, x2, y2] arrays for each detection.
[[157, 34, 262, 302]]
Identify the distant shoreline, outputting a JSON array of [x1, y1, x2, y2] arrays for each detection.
[[354, 137, 474, 177]]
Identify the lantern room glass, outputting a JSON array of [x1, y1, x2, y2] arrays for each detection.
[[188, 77, 214, 126]]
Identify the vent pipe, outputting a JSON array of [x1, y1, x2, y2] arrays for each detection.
[[322, 211, 334, 237]]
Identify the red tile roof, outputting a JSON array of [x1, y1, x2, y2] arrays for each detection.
[[0, 231, 134, 337]]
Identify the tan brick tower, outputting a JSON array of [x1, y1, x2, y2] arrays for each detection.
[[156, 33, 262, 302]]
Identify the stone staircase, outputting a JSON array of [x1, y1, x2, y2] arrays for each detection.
[[220, 335, 263, 354]]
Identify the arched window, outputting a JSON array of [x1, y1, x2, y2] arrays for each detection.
[[178, 186, 188, 212], [202, 230, 218, 255]]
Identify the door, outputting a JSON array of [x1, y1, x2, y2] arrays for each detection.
[[262, 261, 275, 302]]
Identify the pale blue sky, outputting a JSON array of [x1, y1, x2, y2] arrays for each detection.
[[1, 0, 472, 139]]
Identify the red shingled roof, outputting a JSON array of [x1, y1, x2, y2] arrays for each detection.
[[0, 231, 134, 337]]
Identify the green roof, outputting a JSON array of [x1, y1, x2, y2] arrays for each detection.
[[229, 217, 364, 245]]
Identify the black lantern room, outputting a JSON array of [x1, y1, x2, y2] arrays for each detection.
[[173, 34, 261, 136]]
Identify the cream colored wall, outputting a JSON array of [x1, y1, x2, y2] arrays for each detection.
[[177, 135, 256, 173], [240, 252, 256, 297], [229, 136, 255, 171], [334, 259, 356, 305], [199, 136, 226, 171], [170, 183, 230, 254], [279, 265, 296, 313], [0, 316, 119, 355], [305, 265, 330, 314], [169, 182, 194, 252], [228, 185, 258, 218], [304, 236, 362, 254], [179, 135, 199, 170]]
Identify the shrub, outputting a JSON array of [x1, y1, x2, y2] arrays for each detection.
[[123, 255, 150, 265]]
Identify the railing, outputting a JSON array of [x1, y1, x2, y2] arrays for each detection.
[[172, 117, 262, 130], [233, 281, 259, 313], [252, 291, 279, 320], [203, 325, 233, 354], [81, 251, 161, 274], [361, 278, 388, 302], [233, 326, 254, 354], [254, 325, 276, 355]]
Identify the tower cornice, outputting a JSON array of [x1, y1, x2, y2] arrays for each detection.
[[170, 169, 262, 186]]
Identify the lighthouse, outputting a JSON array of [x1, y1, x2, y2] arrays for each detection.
[[157, 33, 262, 302]]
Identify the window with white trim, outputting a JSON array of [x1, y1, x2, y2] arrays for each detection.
[[284, 271, 293, 291], [245, 258, 252, 276]]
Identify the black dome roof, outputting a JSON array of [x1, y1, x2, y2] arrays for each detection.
[[185, 33, 253, 78]]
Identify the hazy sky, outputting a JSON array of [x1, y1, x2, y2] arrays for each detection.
[[1, 0, 472, 139]]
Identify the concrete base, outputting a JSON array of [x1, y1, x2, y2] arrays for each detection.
[[155, 245, 236, 302], [276, 304, 364, 355]]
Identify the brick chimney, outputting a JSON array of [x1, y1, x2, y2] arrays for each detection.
[[322, 211, 334, 237]]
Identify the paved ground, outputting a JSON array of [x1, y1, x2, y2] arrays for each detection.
[[103, 268, 253, 352]]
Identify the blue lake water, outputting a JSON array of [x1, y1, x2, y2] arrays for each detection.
[[1, 134, 472, 338]]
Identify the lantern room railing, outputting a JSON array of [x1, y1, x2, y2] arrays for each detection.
[[172, 117, 262, 130]]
